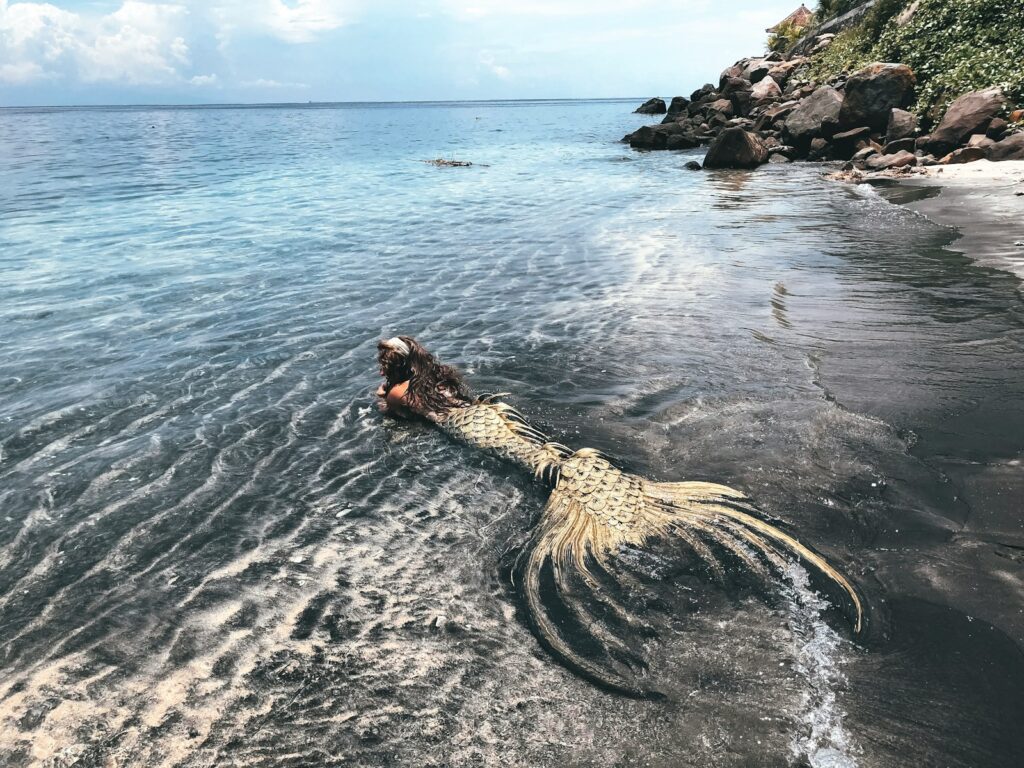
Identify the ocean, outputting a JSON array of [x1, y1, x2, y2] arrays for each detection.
[[1, 99, 1022, 767]]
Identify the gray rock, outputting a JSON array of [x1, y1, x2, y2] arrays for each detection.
[[783, 86, 843, 147], [887, 108, 918, 141], [966, 134, 996, 150], [635, 98, 667, 115], [925, 87, 1006, 154], [839, 63, 916, 131], [986, 132, 1024, 161], [883, 138, 917, 154], [684, 160, 703, 170], [939, 146, 988, 165], [751, 76, 782, 102], [866, 150, 916, 170], [623, 122, 700, 150], [703, 127, 769, 169], [808, 137, 830, 160]]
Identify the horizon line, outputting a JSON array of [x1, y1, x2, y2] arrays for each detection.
[[0, 96, 651, 111]]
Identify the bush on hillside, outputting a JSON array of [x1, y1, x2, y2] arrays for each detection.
[[807, 0, 1024, 126], [768, 18, 808, 53]]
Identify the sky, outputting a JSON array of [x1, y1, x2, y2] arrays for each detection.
[[0, 0, 802, 106]]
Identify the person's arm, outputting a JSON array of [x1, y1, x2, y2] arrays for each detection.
[[378, 379, 411, 415]]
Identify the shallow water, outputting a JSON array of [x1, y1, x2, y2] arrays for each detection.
[[1, 100, 1022, 767]]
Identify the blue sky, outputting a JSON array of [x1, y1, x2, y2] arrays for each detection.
[[0, 0, 801, 105]]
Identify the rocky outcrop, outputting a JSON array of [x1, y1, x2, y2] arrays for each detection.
[[621, 48, 1022, 175], [923, 88, 1005, 154], [783, 86, 843, 147], [634, 98, 667, 115], [886, 108, 917, 141], [702, 128, 768, 169], [622, 122, 700, 150], [987, 133, 1024, 161], [839, 63, 916, 131], [751, 76, 782, 102]]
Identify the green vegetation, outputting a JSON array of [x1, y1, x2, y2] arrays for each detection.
[[815, 0, 862, 19], [807, 0, 1024, 125], [767, 18, 810, 53]]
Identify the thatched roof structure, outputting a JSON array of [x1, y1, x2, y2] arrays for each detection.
[[766, 4, 814, 32]]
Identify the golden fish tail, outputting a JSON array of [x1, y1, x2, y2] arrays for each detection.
[[650, 481, 864, 634]]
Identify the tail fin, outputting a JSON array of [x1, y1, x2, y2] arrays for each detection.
[[515, 452, 865, 694]]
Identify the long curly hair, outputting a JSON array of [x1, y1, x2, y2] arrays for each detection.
[[377, 336, 472, 418]]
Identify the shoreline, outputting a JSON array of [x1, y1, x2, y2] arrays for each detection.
[[870, 159, 1024, 280]]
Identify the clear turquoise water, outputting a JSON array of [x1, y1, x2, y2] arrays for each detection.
[[1, 101, 1022, 767]]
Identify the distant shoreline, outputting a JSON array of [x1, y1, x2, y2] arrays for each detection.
[[0, 97, 646, 112]]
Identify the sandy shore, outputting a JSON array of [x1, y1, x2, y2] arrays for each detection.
[[887, 159, 1024, 279]]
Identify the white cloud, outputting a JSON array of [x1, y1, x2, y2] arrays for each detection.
[[443, 0, 670, 19], [213, 0, 354, 45], [0, 0, 193, 85], [189, 72, 217, 85], [478, 50, 509, 80], [242, 77, 310, 89]]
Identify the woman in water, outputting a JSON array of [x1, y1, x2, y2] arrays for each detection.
[[375, 335, 863, 695]]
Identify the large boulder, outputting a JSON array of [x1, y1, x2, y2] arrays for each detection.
[[987, 132, 1024, 161], [866, 150, 916, 171], [939, 147, 987, 165], [783, 86, 844, 147], [623, 122, 700, 150], [664, 96, 690, 120], [720, 76, 753, 116], [886, 108, 917, 141], [702, 127, 769, 169], [751, 76, 782, 102], [839, 63, 916, 130], [767, 58, 806, 89], [925, 88, 1006, 154], [635, 97, 667, 115]]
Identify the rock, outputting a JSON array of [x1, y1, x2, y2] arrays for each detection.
[[987, 133, 1024, 161], [751, 76, 782, 102], [684, 160, 703, 170], [719, 63, 746, 88], [986, 117, 1008, 140], [666, 132, 701, 150], [925, 87, 1006, 154], [768, 153, 792, 163], [831, 127, 872, 160], [741, 58, 768, 81], [966, 134, 995, 150], [839, 63, 916, 131], [703, 127, 769, 169], [721, 77, 753, 116], [883, 137, 917, 154], [666, 96, 690, 118], [887, 108, 918, 141], [783, 86, 844, 146], [624, 122, 700, 150], [851, 146, 879, 169], [917, 154, 939, 166], [690, 83, 716, 102], [767, 58, 806, 89], [1011, 109, 1024, 122], [749, 65, 772, 85], [866, 150, 916, 171], [808, 137, 830, 160], [635, 97, 667, 115], [706, 98, 735, 117], [897, 0, 921, 26], [939, 146, 987, 165]]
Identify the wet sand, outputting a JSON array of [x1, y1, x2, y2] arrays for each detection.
[[877, 160, 1024, 279]]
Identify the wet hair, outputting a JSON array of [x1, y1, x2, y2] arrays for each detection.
[[377, 336, 471, 418]]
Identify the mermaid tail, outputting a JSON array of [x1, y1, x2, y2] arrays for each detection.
[[437, 397, 863, 694], [517, 448, 864, 695]]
